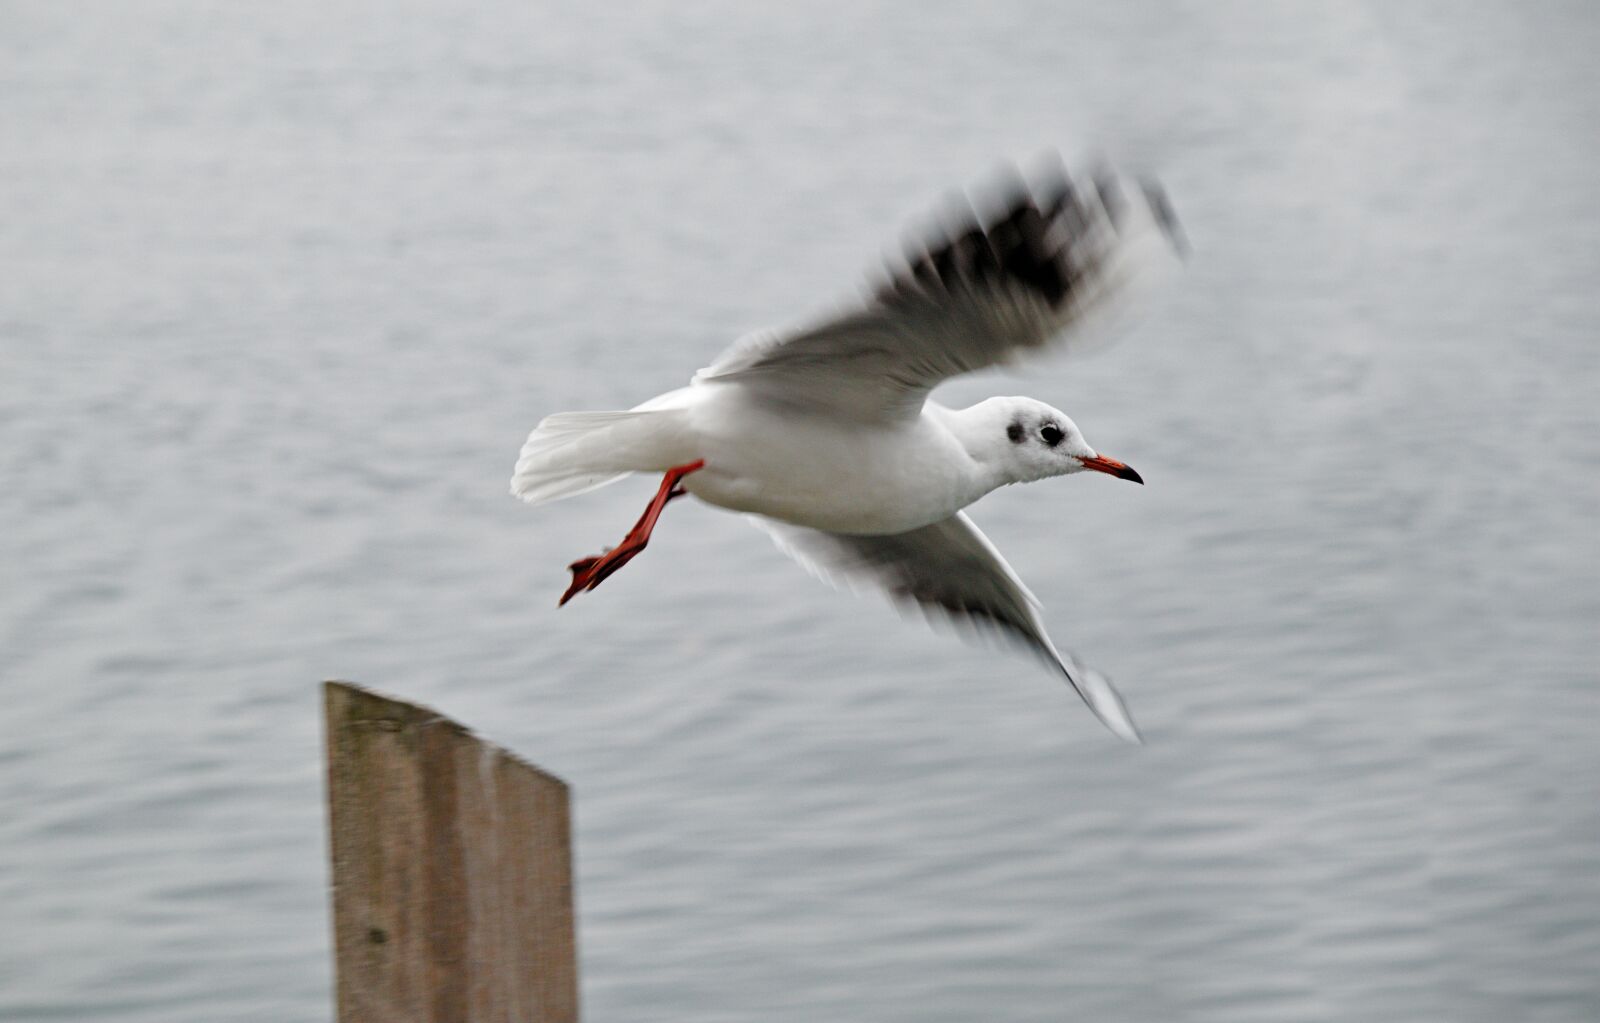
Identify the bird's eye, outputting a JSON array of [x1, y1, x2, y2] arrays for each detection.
[[1040, 423, 1063, 447]]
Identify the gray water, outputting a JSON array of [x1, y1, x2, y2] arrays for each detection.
[[3, 2, 1598, 1020]]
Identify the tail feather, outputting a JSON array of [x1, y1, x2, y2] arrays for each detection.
[[511, 467, 630, 505], [509, 408, 692, 506]]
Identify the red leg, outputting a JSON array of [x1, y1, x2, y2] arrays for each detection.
[[559, 459, 705, 605]]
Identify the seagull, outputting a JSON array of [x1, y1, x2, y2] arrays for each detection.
[[511, 158, 1185, 743]]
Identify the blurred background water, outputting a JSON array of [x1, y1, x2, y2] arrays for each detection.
[[2, 2, 1598, 1020]]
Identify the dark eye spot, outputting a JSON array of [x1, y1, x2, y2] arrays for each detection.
[[1040, 423, 1063, 447], [1006, 420, 1024, 444]]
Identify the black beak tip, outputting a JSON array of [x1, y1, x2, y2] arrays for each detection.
[[1120, 465, 1144, 485]]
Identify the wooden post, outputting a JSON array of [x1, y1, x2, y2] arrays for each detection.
[[323, 681, 579, 1023]]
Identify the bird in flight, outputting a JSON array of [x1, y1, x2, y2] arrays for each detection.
[[511, 157, 1185, 743]]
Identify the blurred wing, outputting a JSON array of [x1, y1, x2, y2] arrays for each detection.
[[698, 161, 1185, 422], [753, 512, 1142, 744]]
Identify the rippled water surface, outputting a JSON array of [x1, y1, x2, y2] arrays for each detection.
[[3, 3, 1598, 1020]]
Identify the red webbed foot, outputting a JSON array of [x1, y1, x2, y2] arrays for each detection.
[[558, 459, 705, 605]]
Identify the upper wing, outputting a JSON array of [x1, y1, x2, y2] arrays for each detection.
[[698, 160, 1185, 422], [752, 512, 1143, 744]]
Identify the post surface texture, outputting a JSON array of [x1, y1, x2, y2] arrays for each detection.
[[324, 681, 579, 1023]]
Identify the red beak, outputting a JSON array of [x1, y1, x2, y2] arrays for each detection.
[[1079, 454, 1144, 485]]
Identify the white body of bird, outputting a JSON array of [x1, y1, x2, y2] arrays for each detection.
[[515, 389, 1110, 535]]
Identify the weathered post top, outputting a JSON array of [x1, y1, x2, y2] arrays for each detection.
[[323, 681, 579, 1023]]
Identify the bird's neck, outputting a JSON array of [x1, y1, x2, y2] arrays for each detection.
[[933, 402, 1020, 499]]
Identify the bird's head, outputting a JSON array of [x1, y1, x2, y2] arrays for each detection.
[[964, 396, 1143, 487]]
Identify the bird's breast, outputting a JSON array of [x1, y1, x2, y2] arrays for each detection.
[[681, 395, 981, 534]]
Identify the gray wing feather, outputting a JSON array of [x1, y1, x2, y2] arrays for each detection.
[[699, 162, 1184, 422], [754, 512, 1143, 744]]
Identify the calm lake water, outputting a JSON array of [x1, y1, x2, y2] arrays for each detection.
[[3, 2, 1598, 1020]]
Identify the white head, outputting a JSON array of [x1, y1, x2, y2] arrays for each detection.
[[958, 396, 1143, 488]]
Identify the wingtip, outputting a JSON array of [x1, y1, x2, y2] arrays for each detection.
[[1059, 656, 1145, 746], [1096, 691, 1145, 747], [1137, 177, 1189, 260], [1095, 696, 1145, 745]]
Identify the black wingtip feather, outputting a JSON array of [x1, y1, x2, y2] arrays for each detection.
[[875, 157, 1181, 320], [1139, 178, 1189, 257], [883, 196, 1073, 310]]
